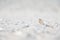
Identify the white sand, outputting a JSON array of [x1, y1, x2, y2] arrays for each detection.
[[0, 0, 60, 40]]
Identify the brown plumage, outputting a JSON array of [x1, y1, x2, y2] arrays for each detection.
[[38, 18, 44, 25]]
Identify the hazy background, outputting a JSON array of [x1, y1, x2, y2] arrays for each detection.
[[0, 0, 60, 24]]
